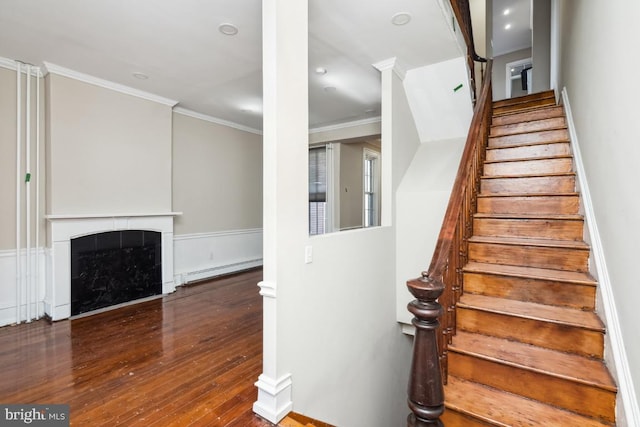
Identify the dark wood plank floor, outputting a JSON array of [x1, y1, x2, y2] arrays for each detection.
[[0, 269, 275, 426]]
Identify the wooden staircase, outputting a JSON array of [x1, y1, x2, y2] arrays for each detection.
[[441, 91, 618, 426]]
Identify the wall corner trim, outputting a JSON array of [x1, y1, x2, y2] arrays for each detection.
[[563, 87, 640, 426], [253, 373, 293, 424], [42, 62, 178, 107]]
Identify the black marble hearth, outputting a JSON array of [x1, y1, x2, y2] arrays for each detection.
[[71, 230, 162, 316]]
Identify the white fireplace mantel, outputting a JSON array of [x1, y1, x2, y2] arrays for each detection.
[[45, 212, 182, 320]]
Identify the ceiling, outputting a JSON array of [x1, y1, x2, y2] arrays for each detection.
[[492, 0, 532, 57], [0, 0, 462, 132]]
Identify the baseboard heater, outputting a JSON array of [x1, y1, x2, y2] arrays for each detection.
[[178, 258, 263, 285]]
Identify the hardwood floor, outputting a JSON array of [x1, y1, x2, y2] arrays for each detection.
[[0, 269, 275, 426]]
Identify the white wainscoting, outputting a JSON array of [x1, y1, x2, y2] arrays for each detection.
[[0, 248, 47, 327], [173, 228, 263, 285]]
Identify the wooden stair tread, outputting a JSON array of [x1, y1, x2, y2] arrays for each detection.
[[484, 154, 572, 164], [490, 118, 567, 137], [491, 106, 564, 126], [449, 331, 616, 391], [486, 140, 570, 151], [468, 235, 589, 250], [457, 294, 604, 332], [492, 91, 555, 108], [478, 192, 578, 198], [444, 377, 614, 427], [481, 172, 575, 179], [474, 212, 583, 221], [463, 261, 596, 285], [493, 102, 557, 117], [489, 133, 570, 149]]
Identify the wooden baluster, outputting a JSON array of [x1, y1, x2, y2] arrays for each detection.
[[407, 273, 445, 427]]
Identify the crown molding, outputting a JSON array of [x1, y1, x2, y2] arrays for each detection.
[[372, 56, 407, 80], [0, 56, 44, 77], [309, 116, 381, 134], [173, 107, 262, 135], [42, 62, 178, 107]]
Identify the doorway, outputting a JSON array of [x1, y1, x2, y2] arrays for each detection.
[[505, 57, 533, 98]]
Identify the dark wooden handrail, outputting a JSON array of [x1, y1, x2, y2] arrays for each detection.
[[449, 0, 487, 103], [450, 0, 487, 64], [406, 57, 493, 426]]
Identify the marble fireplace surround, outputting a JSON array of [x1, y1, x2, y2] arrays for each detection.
[[45, 212, 181, 321]]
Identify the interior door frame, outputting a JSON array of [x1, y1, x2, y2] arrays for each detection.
[[505, 57, 533, 98]]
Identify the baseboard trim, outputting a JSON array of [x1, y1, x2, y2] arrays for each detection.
[[175, 258, 263, 285], [563, 87, 640, 426]]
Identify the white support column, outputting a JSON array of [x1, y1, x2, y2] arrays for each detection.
[[254, 0, 308, 423]]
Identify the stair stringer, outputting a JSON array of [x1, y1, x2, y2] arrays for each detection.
[[563, 87, 640, 427]]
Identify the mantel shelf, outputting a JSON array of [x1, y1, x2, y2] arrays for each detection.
[[45, 212, 183, 221]]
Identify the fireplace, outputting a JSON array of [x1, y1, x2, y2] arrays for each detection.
[[45, 213, 179, 321], [71, 230, 162, 315]]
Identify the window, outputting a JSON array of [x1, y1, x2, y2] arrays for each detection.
[[363, 149, 380, 227], [309, 146, 327, 235]]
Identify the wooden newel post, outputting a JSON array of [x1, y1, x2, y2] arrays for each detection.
[[407, 272, 445, 427]]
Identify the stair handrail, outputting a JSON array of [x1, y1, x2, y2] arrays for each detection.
[[406, 58, 493, 426], [449, 0, 487, 103]]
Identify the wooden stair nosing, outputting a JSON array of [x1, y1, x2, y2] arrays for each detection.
[[490, 105, 564, 126], [492, 91, 555, 108], [447, 350, 616, 423], [488, 129, 570, 147], [457, 294, 604, 332], [492, 101, 557, 117], [448, 332, 616, 392], [473, 212, 583, 221], [468, 235, 590, 250], [485, 144, 572, 163], [484, 154, 573, 165], [443, 377, 613, 427], [463, 261, 596, 286], [481, 171, 576, 180], [486, 139, 570, 151], [477, 191, 579, 198], [489, 119, 567, 138]]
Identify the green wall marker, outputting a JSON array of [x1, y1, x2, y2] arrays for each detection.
[[454, 83, 463, 92], [25, 173, 31, 183]]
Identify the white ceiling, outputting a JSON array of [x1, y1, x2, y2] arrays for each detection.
[[492, 0, 532, 57], [0, 0, 462, 132]]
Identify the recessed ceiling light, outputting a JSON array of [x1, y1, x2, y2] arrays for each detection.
[[503, 9, 510, 16], [315, 67, 327, 75], [132, 72, 149, 80], [219, 23, 238, 36], [504, 23, 512, 30], [324, 86, 337, 93], [391, 12, 411, 26], [511, 68, 515, 72]]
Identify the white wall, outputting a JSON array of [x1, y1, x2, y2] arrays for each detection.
[[46, 73, 172, 215], [172, 111, 262, 234], [403, 57, 474, 143], [555, 1, 640, 424], [396, 137, 466, 324], [532, 0, 551, 93], [172, 112, 263, 283], [492, 48, 532, 101], [282, 228, 413, 426]]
